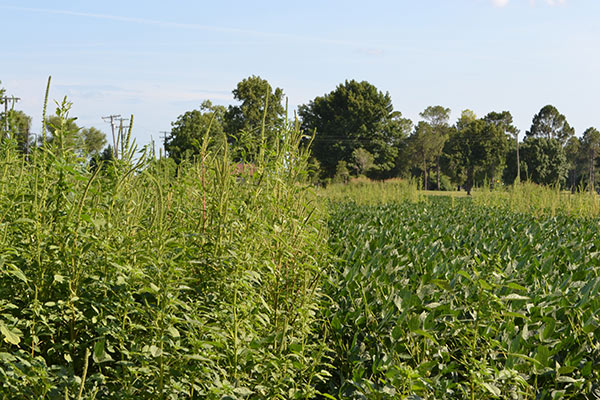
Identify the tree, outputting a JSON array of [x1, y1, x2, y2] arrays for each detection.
[[45, 115, 107, 157], [581, 127, 600, 192], [351, 147, 374, 176], [526, 105, 574, 145], [299, 79, 411, 179], [456, 109, 477, 132], [442, 119, 507, 195], [564, 136, 583, 193], [519, 137, 567, 186], [80, 127, 107, 155], [224, 75, 285, 160], [1, 109, 32, 153], [484, 111, 520, 184], [165, 100, 226, 164], [420, 105, 451, 190], [406, 122, 445, 189]]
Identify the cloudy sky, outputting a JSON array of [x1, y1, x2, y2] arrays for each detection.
[[1, 0, 598, 149]]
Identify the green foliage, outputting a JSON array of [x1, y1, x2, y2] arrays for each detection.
[[1, 109, 32, 153], [319, 178, 421, 204], [299, 79, 411, 179], [520, 137, 568, 186], [526, 105, 574, 145], [581, 127, 600, 192], [564, 136, 584, 192], [0, 99, 330, 399], [80, 126, 107, 156], [476, 181, 600, 217], [225, 75, 285, 160], [351, 147, 374, 176], [164, 100, 226, 163], [443, 119, 508, 194], [420, 105, 451, 128], [333, 160, 350, 184], [406, 121, 446, 190], [325, 197, 600, 399], [45, 100, 107, 157]]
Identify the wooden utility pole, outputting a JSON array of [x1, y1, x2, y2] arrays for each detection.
[[102, 114, 121, 156], [1, 96, 21, 138]]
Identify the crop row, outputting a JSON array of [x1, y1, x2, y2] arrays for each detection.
[[324, 197, 600, 399]]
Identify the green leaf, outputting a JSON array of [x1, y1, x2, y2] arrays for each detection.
[[505, 282, 528, 291], [502, 293, 530, 301], [481, 382, 501, 396], [149, 345, 162, 357], [167, 326, 180, 338], [0, 321, 21, 345], [7, 264, 28, 283], [93, 340, 113, 363]]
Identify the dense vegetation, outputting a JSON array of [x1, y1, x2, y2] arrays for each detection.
[[0, 99, 331, 398], [2, 79, 600, 399], [325, 197, 600, 398]]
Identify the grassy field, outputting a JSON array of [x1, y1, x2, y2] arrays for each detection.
[[1, 103, 600, 398]]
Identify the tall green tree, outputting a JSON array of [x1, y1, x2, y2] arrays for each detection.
[[80, 127, 107, 155], [526, 105, 574, 145], [519, 137, 568, 186], [564, 136, 583, 192], [406, 121, 445, 189], [299, 79, 411, 179], [442, 119, 507, 195], [165, 100, 226, 163], [420, 105, 451, 190], [224, 75, 285, 160], [581, 127, 600, 192], [483, 111, 518, 185]]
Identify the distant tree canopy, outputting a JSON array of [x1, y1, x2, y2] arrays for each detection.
[[45, 115, 107, 156], [526, 105, 574, 145], [225, 75, 285, 160], [164, 100, 226, 164], [165, 76, 285, 163], [299, 79, 411, 179], [406, 121, 445, 189], [443, 118, 508, 194], [520, 137, 567, 186], [159, 75, 600, 193], [1, 109, 32, 152]]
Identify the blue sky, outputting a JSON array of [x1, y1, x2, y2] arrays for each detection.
[[1, 0, 598, 149]]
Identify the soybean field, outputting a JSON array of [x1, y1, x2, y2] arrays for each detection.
[[322, 197, 600, 399]]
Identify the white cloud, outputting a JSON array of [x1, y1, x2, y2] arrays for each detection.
[[492, 0, 510, 7]]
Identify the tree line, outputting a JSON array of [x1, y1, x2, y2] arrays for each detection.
[[3, 77, 599, 194], [0, 80, 108, 160], [162, 76, 600, 194]]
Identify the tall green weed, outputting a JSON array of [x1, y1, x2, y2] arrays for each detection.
[[0, 99, 330, 399]]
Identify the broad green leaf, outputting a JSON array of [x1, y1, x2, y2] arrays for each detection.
[[93, 340, 113, 363], [0, 322, 21, 345]]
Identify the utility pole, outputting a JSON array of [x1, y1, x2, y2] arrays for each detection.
[[102, 114, 121, 157], [159, 131, 169, 159], [1, 96, 21, 138]]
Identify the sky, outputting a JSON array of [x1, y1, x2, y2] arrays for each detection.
[[1, 0, 599, 151]]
